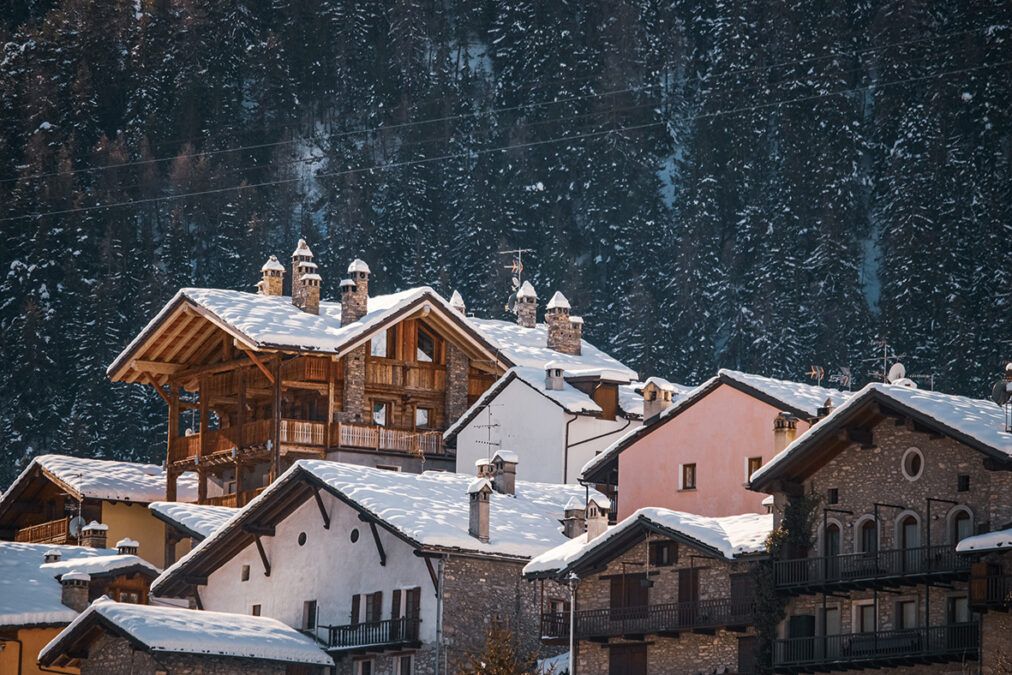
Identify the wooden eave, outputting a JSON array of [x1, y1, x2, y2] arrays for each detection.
[[0, 464, 86, 525]]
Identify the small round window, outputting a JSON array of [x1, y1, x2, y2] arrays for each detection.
[[297, 532, 307, 546], [350, 528, 360, 543], [901, 447, 923, 481]]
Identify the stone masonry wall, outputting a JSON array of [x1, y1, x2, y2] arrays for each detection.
[[444, 344, 469, 424], [341, 346, 367, 423]]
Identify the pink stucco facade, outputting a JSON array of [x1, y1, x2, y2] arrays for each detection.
[[616, 383, 811, 519]]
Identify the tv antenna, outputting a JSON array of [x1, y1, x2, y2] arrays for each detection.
[[474, 403, 502, 462], [990, 363, 1012, 432], [807, 366, 853, 390], [861, 338, 907, 383], [499, 248, 533, 314]]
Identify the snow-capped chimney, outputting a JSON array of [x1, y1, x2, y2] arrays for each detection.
[[815, 398, 835, 422], [467, 478, 492, 544], [341, 259, 370, 326], [546, 292, 581, 355], [586, 496, 610, 540], [116, 537, 139, 556], [773, 412, 798, 455], [80, 521, 108, 549], [60, 571, 90, 612], [450, 290, 466, 315], [491, 450, 518, 496], [562, 497, 587, 539], [516, 281, 537, 328], [545, 364, 565, 391], [641, 379, 673, 421], [290, 239, 320, 314], [259, 255, 285, 296], [475, 458, 493, 479], [44, 550, 62, 564]]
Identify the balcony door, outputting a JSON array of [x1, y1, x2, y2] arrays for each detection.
[[610, 574, 648, 622], [608, 644, 647, 675], [824, 523, 841, 580], [900, 515, 920, 572], [678, 568, 700, 626]]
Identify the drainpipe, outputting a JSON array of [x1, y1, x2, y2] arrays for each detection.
[[568, 572, 578, 675], [563, 413, 577, 483], [435, 555, 446, 674], [564, 415, 633, 483]]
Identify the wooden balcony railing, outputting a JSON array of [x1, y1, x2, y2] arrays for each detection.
[[774, 545, 972, 592], [14, 516, 72, 544], [541, 598, 754, 640], [281, 419, 326, 446], [319, 617, 421, 651], [970, 574, 1012, 610], [366, 360, 445, 390], [773, 623, 979, 671], [281, 356, 329, 382], [204, 493, 238, 508], [332, 422, 448, 456]]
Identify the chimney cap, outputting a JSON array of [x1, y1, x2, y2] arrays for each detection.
[[570, 315, 584, 324], [301, 273, 322, 282], [563, 496, 584, 512], [61, 571, 90, 583], [517, 280, 537, 299], [493, 449, 519, 464], [588, 494, 612, 511], [348, 258, 371, 274], [340, 278, 356, 288], [292, 239, 313, 258], [261, 255, 285, 273], [450, 290, 465, 309], [474, 458, 491, 467], [467, 478, 493, 494], [82, 521, 108, 532], [115, 537, 139, 549], [44, 549, 62, 561], [546, 291, 571, 310]]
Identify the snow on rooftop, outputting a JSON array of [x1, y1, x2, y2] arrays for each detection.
[[115, 538, 139, 549], [956, 527, 1012, 553], [718, 369, 850, 418], [148, 501, 236, 540], [493, 449, 519, 464], [563, 496, 584, 511], [61, 571, 90, 582], [347, 258, 370, 274], [292, 238, 313, 257], [516, 280, 537, 299], [449, 290, 465, 308], [300, 273, 322, 282], [260, 255, 284, 273], [1, 454, 198, 504], [570, 315, 583, 324], [752, 382, 1012, 485], [82, 521, 108, 532], [467, 478, 492, 494], [0, 542, 118, 626], [39, 598, 334, 666], [524, 508, 772, 576], [42, 554, 159, 579], [546, 291, 570, 310]]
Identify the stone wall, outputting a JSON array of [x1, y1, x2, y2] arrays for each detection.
[[341, 346, 367, 422], [444, 344, 469, 424], [576, 632, 748, 674]]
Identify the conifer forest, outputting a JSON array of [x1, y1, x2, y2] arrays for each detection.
[[0, 0, 1009, 484]]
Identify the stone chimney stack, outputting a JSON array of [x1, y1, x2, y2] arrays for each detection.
[[562, 497, 587, 539], [516, 281, 537, 328], [341, 259, 371, 326], [475, 458, 493, 479], [60, 571, 90, 612], [545, 364, 565, 391], [546, 292, 581, 355], [773, 412, 799, 455], [491, 450, 518, 496], [259, 255, 285, 296], [642, 379, 673, 421], [467, 479, 492, 543], [116, 537, 139, 556], [450, 290, 466, 315], [586, 496, 610, 540], [44, 550, 62, 564], [815, 398, 835, 423], [290, 239, 319, 313], [80, 521, 108, 549]]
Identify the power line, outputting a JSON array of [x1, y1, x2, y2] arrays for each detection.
[[1, 58, 1006, 223]]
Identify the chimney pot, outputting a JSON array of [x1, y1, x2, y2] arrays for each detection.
[[115, 537, 139, 556], [60, 571, 91, 612], [516, 281, 537, 328], [450, 290, 466, 315], [291, 240, 319, 313], [491, 450, 518, 495], [545, 364, 565, 391], [546, 291, 581, 355], [562, 497, 587, 539], [259, 255, 285, 296], [642, 379, 674, 421], [815, 398, 835, 421], [44, 550, 62, 564], [341, 260, 370, 326], [773, 412, 799, 455], [80, 521, 108, 549], [586, 496, 610, 540], [467, 479, 492, 543]]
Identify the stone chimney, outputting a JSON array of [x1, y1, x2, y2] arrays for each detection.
[[475, 458, 494, 479], [44, 550, 62, 564], [60, 571, 90, 612], [116, 537, 139, 556], [259, 255, 285, 296], [773, 412, 799, 455], [516, 281, 537, 328], [545, 363, 565, 391], [450, 290, 466, 315], [301, 271, 321, 315], [815, 398, 835, 422], [80, 521, 108, 549], [586, 496, 610, 540], [341, 259, 371, 326], [562, 497, 587, 539], [641, 379, 673, 421], [546, 292, 581, 356], [491, 450, 518, 496], [290, 239, 320, 313], [467, 478, 492, 543]]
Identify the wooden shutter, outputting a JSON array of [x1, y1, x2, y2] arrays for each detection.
[[366, 591, 383, 622], [392, 589, 402, 619], [350, 594, 360, 625], [407, 587, 421, 619], [678, 568, 699, 603], [610, 576, 624, 609]]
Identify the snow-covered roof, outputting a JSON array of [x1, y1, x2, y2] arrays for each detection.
[[516, 280, 537, 299], [155, 461, 606, 594], [260, 255, 285, 273], [148, 501, 236, 540], [546, 291, 570, 310], [39, 597, 334, 667], [1, 454, 198, 506], [347, 258, 370, 274], [751, 382, 1012, 488], [563, 496, 584, 511], [0, 542, 118, 627], [291, 238, 313, 257], [956, 527, 1012, 553], [617, 378, 693, 419], [524, 508, 772, 577], [41, 554, 160, 579], [449, 290, 465, 309], [718, 369, 850, 418]]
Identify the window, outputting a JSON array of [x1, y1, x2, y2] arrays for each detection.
[[117, 590, 141, 604], [859, 519, 878, 554], [356, 660, 374, 675], [897, 600, 917, 629], [680, 463, 696, 490], [373, 401, 388, 426], [376, 465, 401, 472], [365, 591, 383, 622], [251, 604, 261, 616], [948, 596, 969, 623], [241, 564, 250, 581], [957, 474, 970, 492], [953, 509, 973, 543], [827, 488, 839, 505], [298, 532, 307, 546], [397, 654, 413, 675], [416, 328, 435, 363], [303, 600, 317, 630], [370, 329, 388, 358], [856, 603, 876, 633], [415, 407, 431, 429], [746, 456, 762, 481], [548, 598, 570, 614], [901, 447, 924, 481], [649, 540, 678, 566]]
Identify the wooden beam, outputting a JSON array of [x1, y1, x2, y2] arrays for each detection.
[[182, 574, 208, 586], [241, 349, 275, 385], [167, 319, 218, 365], [132, 359, 183, 375], [198, 375, 209, 504], [242, 523, 276, 537], [144, 305, 194, 362], [313, 488, 331, 530], [254, 535, 271, 576], [145, 377, 171, 405], [271, 355, 282, 481], [423, 556, 438, 595], [166, 382, 179, 502], [194, 588, 204, 610], [364, 519, 387, 566]]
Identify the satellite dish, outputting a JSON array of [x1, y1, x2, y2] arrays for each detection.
[[992, 380, 1011, 407], [511, 277, 520, 290], [887, 362, 906, 383], [68, 515, 86, 538], [506, 290, 518, 314]]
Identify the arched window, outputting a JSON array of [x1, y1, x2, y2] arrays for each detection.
[[951, 508, 973, 544], [859, 518, 878, 554]]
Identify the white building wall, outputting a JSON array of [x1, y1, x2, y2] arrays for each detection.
[[198, 490, 439, 644], [566, 415, 640, 483]]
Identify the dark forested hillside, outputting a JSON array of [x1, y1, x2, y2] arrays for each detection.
[[1, 0, 1009, 485]]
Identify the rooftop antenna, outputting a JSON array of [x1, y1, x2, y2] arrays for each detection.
[[861, 337, 907, 383], [499, 248, 533, 314], [474, 402, 502, 462], [990, 363, 1012, 433]]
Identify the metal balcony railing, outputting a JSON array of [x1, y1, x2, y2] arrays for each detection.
[[319, 617, 421, 651], [774, 623, 979, 671], [774, 545, 972, 592], [541, 598, 754, 640]]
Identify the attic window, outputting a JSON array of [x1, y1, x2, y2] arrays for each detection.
[[370, 329, 388, 358], [417, 328, 435, 363], [241, 565, 250, 582], [957, 475, 970, 492], [901, 447, 924, 481], [649, 541, 678, 566]]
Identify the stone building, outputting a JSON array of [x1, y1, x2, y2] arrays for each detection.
[[151, 457, 605, 674], [524, 508, 772, 674], [749, 381, 1012, 673]]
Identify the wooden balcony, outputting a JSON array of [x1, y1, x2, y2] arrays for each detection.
[[14, 516, 72, 544], [332, 422, 447, 456], [204, 487, 264, 508], [773, 623, 979, 672], [318, 617, 421, 653], [970, 574, 1012, 610], [366, 359, 445, 390], [541, 598, 754, 641], [281, 356, 329, 382], [774, 545, 972, 594]]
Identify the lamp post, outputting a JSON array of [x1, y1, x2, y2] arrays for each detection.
[[567, 572, 578, 675]]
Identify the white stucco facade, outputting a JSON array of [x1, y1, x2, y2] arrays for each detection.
[[454, 378, 639, 484], [198, 490, 439, 644]]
